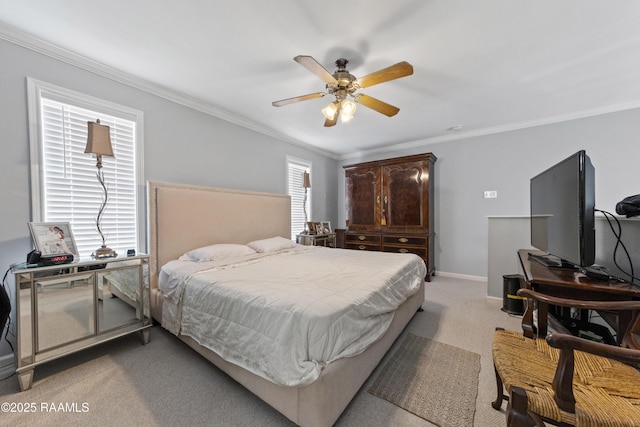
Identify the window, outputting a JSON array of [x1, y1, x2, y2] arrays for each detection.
[[27, 79, 144, 258], [286, 156, 311, 240]]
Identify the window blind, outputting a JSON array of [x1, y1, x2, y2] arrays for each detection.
[[287, 159, 311, 240], [38, 98, 138, 257]]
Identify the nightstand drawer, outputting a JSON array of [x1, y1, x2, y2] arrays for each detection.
[[383, 235, 427, 247]]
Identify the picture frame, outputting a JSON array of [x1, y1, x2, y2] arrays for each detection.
[[28, 222, 78, 256], [320, 221, 332, 234], [313, 222, 322, 235], [306, 221, 316, 234]]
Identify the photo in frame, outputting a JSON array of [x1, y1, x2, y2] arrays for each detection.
[[313, 222, 322, 235], [28, 222, 78, 256], [320, 221, 332, 234], [306, 221, 316, 234]]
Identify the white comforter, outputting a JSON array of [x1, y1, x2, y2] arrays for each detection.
[[159, 245, 425, 386]]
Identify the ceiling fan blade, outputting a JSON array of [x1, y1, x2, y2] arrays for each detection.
[[356, 61, 413, 88], [356, 94, 400, 117], [272, 92, 325, 107], [324, 115, 338, 127], [294, 55, 338, 84]]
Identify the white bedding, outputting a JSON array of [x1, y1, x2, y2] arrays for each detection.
[[159, 245, 425, 386]]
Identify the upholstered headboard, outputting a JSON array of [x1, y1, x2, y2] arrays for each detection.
[[147, 181, 291, 291]]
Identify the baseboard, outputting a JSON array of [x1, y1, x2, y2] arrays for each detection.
[[435, 271, 487, 282], [432, 272, 503, 300]]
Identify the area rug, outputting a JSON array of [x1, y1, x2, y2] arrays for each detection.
[[368, 333, 481, 427]]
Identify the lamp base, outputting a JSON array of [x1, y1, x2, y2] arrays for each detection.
[[93, 245, 118, 259]]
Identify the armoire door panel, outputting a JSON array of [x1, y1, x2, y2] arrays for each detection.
[[382, 160, 428, 232], [345, 167, 382, 230]]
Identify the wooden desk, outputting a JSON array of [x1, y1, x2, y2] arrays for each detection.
[[518, 249, 640, 344]]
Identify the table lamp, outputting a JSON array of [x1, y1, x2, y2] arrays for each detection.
[[85, 119, 117, 258]]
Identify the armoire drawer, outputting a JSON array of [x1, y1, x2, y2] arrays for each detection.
[[382, 245, 427, 258], [345, 242, 380, 251], [345, 233, 381, 244], [382, 235, 427, 247]]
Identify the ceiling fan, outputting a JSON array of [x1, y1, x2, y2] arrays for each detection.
[[272, 55, 413, 127]]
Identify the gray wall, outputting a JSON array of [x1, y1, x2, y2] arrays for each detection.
[[338, 108, 640, 280], [0, 38, 338, 358]]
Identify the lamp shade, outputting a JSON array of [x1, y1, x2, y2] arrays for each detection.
[[302, 171, 311, 188], [85, 120, 114, 157]]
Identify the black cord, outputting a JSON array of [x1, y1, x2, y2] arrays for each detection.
[[1, 266, 15, 354], [0, 265, 16, 382], [596, 209, 638, 284]]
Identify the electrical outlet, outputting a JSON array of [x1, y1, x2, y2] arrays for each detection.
[[484, 190, 498, 199]]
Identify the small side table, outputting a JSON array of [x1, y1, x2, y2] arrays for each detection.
[[297, 233, 336, 247]]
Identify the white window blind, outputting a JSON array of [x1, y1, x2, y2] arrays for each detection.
[[287, 157, 311, 240], [29, 79, 143, 258]]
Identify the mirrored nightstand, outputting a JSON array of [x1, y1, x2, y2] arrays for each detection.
[[297, 233, 336, 247], [12, 254, 151, 390]]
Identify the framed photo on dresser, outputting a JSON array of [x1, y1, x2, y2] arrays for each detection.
[[313, 222, 322, 235], [320, 221, 332, 234], [306, 221, 316, 234], [28, 222, 78, 256]]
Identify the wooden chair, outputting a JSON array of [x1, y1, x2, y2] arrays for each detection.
[[492, 288, 640, 426]]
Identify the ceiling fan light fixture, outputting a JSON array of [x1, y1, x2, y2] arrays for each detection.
[[339, 99, 356, 122], [322, 101, 339, 120]]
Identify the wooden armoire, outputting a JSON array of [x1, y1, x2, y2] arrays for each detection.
[[343, 153, 436, 280]]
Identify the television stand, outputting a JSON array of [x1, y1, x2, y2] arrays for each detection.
[[519, 249, 640, 345]]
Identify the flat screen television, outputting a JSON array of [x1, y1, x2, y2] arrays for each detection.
[[530, 150, 595, 268]]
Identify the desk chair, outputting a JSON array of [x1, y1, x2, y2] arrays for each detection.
[[492, 288, 640, 426]]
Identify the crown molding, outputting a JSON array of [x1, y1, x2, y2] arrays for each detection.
[[337, 99, 640, 161]]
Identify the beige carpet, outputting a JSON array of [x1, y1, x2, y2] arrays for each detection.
[[369, 333, 481, 427]]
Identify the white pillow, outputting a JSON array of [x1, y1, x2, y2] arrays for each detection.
[[246, 236, 297, 253], [179, 243, 256, 262]]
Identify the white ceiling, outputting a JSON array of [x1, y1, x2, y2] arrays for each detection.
[[2, 1, 640, 158]]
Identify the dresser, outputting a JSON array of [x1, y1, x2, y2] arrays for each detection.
[[343, 153, 436, 279], [12, 255, 151, 390]]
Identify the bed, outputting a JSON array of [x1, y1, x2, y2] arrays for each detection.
[[147, 181, 426, 427]]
